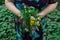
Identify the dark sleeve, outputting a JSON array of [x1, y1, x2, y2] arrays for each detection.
[[48, 0, 57, 4]]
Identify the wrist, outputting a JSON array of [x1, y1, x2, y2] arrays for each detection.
[[19, 14, 23, 18], [17, 11, 23, 18], [38, 12, 44, 16]]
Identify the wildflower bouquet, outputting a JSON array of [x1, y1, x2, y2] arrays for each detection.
[[19, 3, 43, 34]]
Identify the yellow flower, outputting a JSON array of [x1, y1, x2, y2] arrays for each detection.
[[30, 16, 36, 26], [30, 20, 35, 26]]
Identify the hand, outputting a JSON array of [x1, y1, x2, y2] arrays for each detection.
[[18, 18, 23, 23], [35, 13, 43, 20], [18, 14, 23, 23]]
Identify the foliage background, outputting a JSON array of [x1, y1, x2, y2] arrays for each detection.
[[0, 0, 60, 40]]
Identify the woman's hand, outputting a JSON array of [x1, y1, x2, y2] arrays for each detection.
[[35, 13, 44, 20]]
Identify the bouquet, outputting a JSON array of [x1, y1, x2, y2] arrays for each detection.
[[19, 3, 42, 34]]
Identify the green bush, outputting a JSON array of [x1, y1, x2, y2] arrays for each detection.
[[0, 5, 16, 40]]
